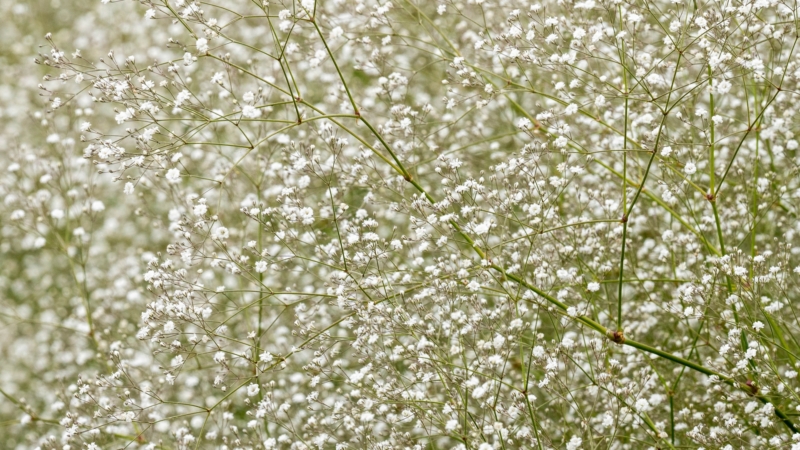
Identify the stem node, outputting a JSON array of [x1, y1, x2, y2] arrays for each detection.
[[607, 329, 626, 344]]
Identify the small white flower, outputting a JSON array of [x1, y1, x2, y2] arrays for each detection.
[[587, 282, 600, 292], [165, 168, 181, 183], [716, 79, 732, 94], [594, 95, 606, 107], [196, 37, 208, 53], [246, 383, 259, 397], [684, 162, 697, 175], [566, 435, 582, 450], [242, 105, 261, 118], [212, 227, 230, 240], [752, 321, 765, 332], [115, 107, 134, 124]]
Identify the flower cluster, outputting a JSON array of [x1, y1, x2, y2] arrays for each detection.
[[2, 0, 800, 449]]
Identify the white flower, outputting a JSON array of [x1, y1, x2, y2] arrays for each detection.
[[123, 182, 135, 195], [115, 107, 134, 124], [242, 105, 261, 118], [246, 383, 259, 397], [492, 333, 506, 349], [165, 168, 181, 183], [567, 435, 582, 450], [716, 79, 732, 94], [90, 200, 105, 212], [684, 162, 697, 175], [196, 37, 208, 53], [694, 16, 708, 29], [174, 89, 191, 107], [193, 203, 208, 216], [212, 227, 230, 240], [752, 321, 765, 332], [587, 282, 600, 292], [255, 261, 268, 273], [594, 95, 606, 107], [661, 146, 672, 157], [473, 221, 491, 234]]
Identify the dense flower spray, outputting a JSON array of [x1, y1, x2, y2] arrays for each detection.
[[2, 0, 800, 449]]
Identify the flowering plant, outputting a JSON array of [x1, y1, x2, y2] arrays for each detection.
[[3, 0, 800, 449]]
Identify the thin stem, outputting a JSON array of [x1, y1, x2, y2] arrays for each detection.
[[617, 14, 629, 331]]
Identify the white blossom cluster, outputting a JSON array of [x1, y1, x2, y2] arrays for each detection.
[[2, 0, 800, 449]]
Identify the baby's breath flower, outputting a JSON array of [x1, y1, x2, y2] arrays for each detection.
[[11, 0, 800, 448], [165, 168, 181, 183]]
